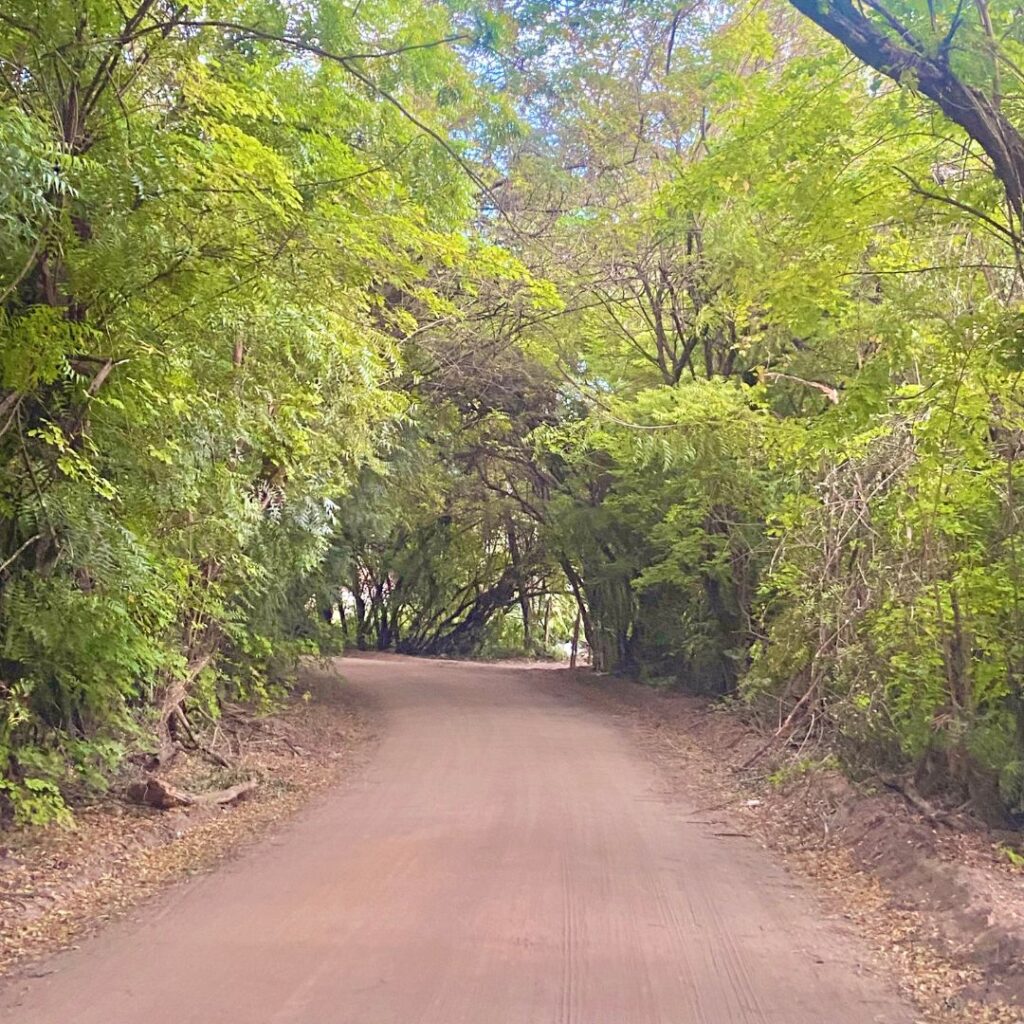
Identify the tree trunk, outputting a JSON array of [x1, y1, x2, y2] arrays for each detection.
[[353, 579, 368, 651], [505, 519, 532, 651], [569, 609, 581, 669], [559, 557, 597, 668]]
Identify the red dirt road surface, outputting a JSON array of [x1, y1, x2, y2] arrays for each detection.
[[1, 656, 912, 1023]]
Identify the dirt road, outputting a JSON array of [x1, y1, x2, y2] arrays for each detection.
[[1, 656, 911, 1023]]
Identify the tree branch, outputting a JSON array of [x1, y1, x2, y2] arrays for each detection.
[[788, 0, 1024, 224]]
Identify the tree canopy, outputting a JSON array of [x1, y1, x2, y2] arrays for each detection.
[[3, 0, 1024, 825]]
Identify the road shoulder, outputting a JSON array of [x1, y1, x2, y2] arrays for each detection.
[[0, 659, 377, 978]]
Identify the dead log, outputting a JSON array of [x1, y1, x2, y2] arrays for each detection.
[[126, 775, 256, 811]]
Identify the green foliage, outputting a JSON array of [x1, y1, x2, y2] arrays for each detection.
[[1000, 845, 1024, 869], [463, 0, 1024, 821], [4, 0, 1024, 828], [538, 380, 772, 688], [767, 755, 840, 789], [0, 0, 508, 822]]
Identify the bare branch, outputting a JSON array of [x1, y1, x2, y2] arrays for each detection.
[[760, 371, 840, 405]]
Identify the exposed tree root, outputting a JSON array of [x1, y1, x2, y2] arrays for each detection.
[[154, 654, 215, 767]]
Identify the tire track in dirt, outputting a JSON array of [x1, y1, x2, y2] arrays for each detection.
[[1, 655, 915, 1024]]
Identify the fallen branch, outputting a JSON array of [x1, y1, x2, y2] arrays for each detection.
[[126, 775, 256, 810], [879, 777, 962, 829], [171, 706, 234, 769], [219, 702, 307, 755]]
